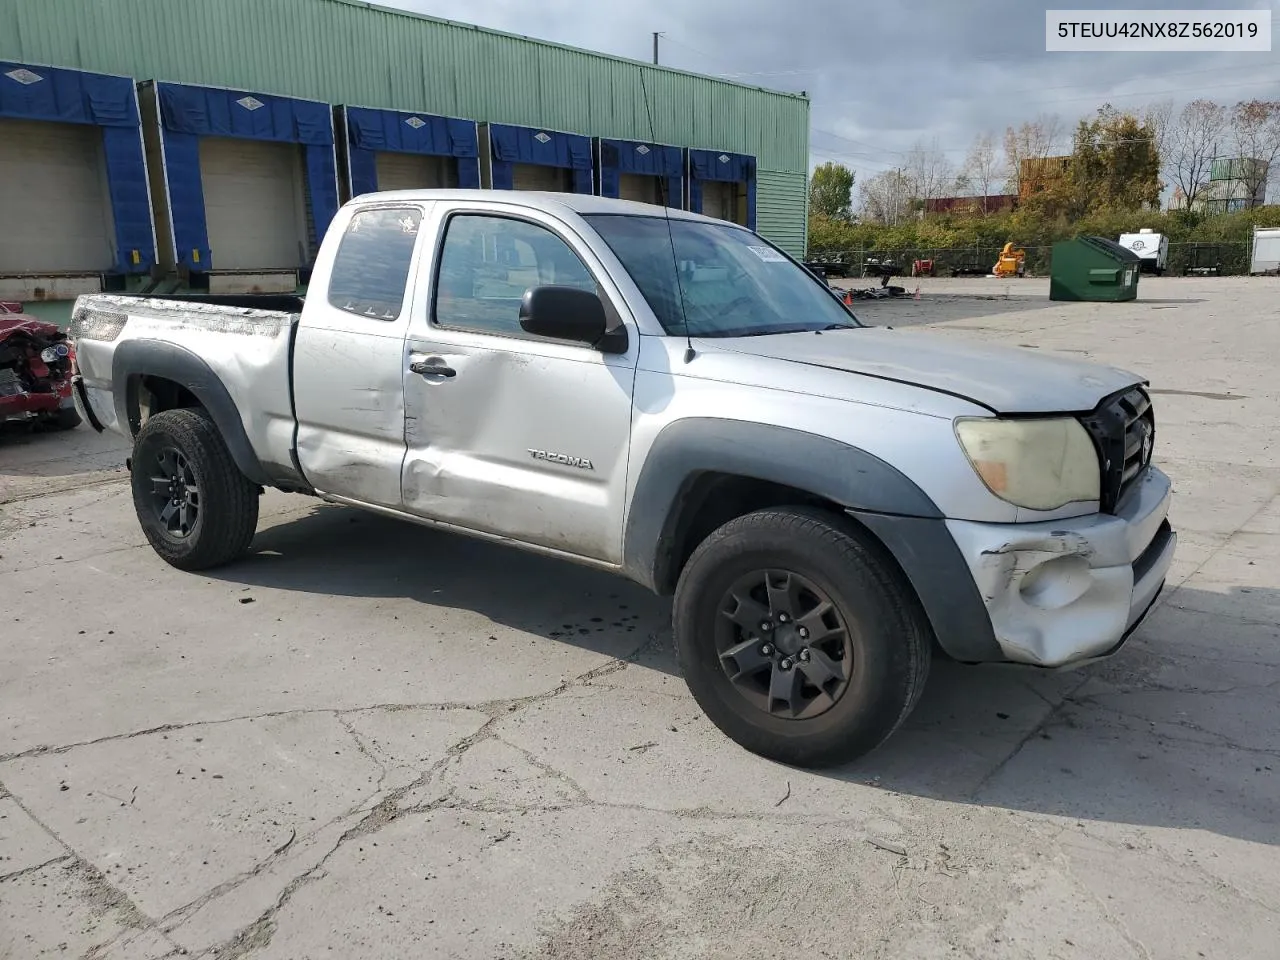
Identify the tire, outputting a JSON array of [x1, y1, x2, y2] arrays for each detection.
[[53, 406, 81, 430], [673, 506, 931, 768], [130, 408, 259, 570]]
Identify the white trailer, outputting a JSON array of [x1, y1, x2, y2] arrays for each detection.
[[1118, 228, 1168, 275], [1250, 226, 1280, 275]]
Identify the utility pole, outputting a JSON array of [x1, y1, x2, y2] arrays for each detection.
[[653, 32, 661, 65]]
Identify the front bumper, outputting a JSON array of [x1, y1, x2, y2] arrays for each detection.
[[945, 466, 1176, 667]]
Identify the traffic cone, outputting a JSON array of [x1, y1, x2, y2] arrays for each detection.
[[843, 289, 853, 306]]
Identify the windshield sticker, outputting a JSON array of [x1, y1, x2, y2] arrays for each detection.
[[747, 245, 787, 263]]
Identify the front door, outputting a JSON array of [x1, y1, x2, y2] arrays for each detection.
[[400, 206, 638, 564]]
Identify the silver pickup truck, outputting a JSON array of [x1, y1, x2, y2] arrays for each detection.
[[70, 191, 1176, 767]]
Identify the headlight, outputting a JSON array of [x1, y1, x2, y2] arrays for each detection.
[[954, 417, 1100, 511]]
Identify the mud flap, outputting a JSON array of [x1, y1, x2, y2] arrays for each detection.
[[73, 376, 105, 432]]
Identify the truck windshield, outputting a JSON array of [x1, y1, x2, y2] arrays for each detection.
[[584, 214, 860, 338]]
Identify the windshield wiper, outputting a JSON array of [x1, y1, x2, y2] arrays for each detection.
[[732, 326, 816, 338], [700, 322, 859, 338]]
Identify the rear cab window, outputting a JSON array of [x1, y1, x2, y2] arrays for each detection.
[[327, 207, 423, 321]]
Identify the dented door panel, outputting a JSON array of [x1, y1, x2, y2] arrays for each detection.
[[399, 201, 639, 564]]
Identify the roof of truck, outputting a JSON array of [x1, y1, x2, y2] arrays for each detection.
[[349, 189, 734, 225]]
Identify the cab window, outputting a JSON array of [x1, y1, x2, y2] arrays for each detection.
[[434, 214, 598, 337]]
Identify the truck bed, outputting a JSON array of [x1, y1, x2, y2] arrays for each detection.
[[70, 293, 306, 489]]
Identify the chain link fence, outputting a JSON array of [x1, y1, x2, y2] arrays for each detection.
[[807, 241, 1255, 278]]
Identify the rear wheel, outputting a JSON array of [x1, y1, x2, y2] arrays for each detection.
[[130, 408, 259, 570], [673, 507, 931, 768]]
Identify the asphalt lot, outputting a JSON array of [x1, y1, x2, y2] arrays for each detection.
[[2, 275, 1278, 959]]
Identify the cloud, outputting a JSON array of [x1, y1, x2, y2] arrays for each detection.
[[387, 0, 1280, 174]]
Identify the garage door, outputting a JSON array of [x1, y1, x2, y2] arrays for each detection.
[[0, 118, 115, 274], [513, 163, 572, 192], [199, 136, 307, 271], [375, 152, 457, 192], [701, 180, 742, 224], [620, 173, 661, 205]]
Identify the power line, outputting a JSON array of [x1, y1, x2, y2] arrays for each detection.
[[718, 68, 817, 79], [657, 35, 739, 72], [1029, 60, 1269, 95], [812, 127, 1160, 159], [646, 30, 1278, 171], [1008, 73, 1280, 107], [808, 147, 902, 174], [827, 71, 1280, 113], [809, 72, 1279, 166], [657, 35, 812, 87]]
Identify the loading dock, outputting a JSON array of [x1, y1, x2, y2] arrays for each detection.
[[340, 106, 479, 199], [140, 80, 339, 293], [0, 61, 155, 301], [479, 123, 592, 195], [687, 148, 757, 229], [595, 139, 683, 208]]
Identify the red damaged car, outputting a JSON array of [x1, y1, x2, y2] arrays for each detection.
[[0, 301, 81, 431]]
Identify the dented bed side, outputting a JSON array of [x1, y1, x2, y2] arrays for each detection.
[[70, 294, 308, 490]]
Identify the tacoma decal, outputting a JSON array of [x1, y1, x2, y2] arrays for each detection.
[[528, 448, 594, 470]]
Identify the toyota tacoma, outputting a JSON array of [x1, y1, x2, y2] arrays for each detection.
[[69, 191, 1175, 767]]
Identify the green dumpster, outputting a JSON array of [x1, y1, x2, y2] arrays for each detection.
[[1049, 236, 1141, 302]]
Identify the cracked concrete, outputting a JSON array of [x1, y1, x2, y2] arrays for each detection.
[[2, 276, 1279, 959]]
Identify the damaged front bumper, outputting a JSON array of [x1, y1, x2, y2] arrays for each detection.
[[945, 466, 1176, 667]]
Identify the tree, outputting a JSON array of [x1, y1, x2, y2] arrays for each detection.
[[858, 169, 912, 225], [1165, 99, 1228, 210], [903, 137, 954, 203], [1143, 99, 1175, 169], [1229, 99, 1280, 205], [1003, 114, 1064, 195], [1060, 105, 1162, 216], [958, 131, 1002, 213], [809, 161, 855, 220]]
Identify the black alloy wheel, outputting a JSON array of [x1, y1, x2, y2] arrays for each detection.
[[147, 446, 201, 539], [715, 568, 853, 720]]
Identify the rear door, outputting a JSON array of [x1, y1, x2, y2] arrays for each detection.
[[293, 202, 429, 505], [398, 203, 639, 563]]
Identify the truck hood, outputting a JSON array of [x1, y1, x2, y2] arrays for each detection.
[[711, 327, 1144, 414]]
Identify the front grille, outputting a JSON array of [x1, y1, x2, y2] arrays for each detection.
[[1080, 386, 1155, 513]]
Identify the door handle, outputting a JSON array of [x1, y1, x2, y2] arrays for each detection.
[[410, 359, 456, 379]]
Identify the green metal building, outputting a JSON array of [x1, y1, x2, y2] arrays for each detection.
[[0, 0, 810, 295]]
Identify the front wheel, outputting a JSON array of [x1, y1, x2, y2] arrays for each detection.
[[673, 507, 931, 768], [130, 408, 259, 570]]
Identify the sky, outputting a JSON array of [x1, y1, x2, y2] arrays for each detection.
[[384, 0, 1280, 183]]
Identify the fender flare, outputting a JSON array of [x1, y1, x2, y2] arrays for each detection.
[[111, 339, 270, 486], [622, 417, 1002, 663]]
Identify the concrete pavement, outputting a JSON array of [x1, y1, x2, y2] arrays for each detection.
[[1, 276, 1277, 959]]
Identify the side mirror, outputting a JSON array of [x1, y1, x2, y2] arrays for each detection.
[[519, 285, 626, 353]]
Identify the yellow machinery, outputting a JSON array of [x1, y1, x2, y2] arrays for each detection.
[[993, 242, 1026, 278]]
